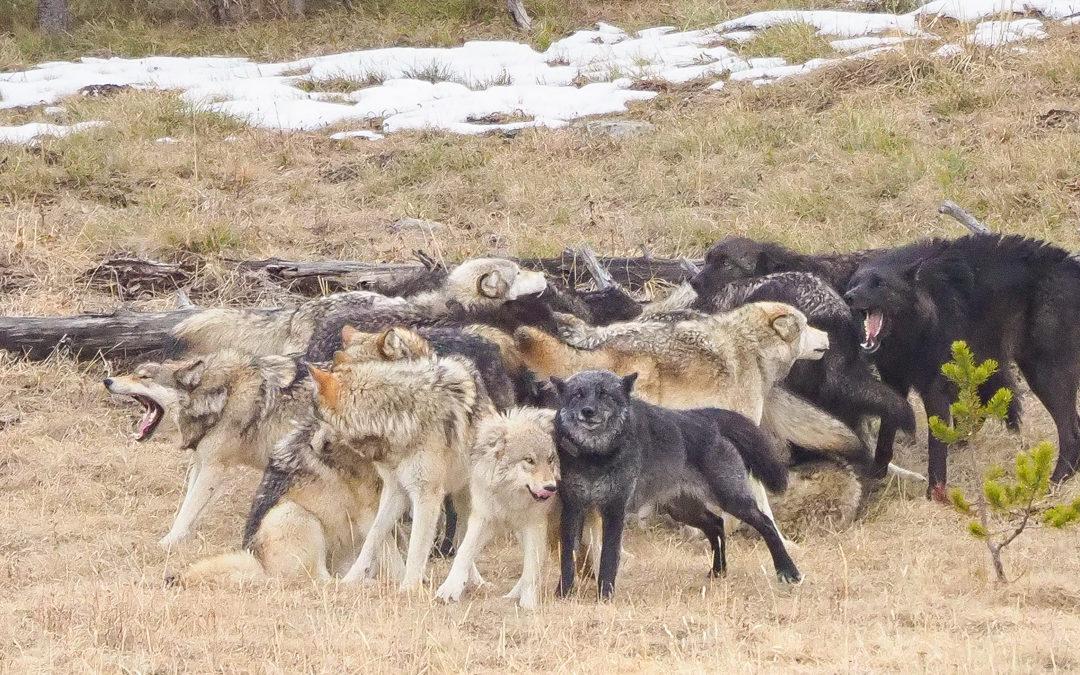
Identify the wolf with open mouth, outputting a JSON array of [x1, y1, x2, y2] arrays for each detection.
[[845, 234, 1080, 494], [105, 350, 311, 546]]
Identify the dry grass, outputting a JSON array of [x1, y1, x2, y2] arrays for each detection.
[[5, 3, 1080, 672]]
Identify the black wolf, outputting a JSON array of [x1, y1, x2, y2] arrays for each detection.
[[844, 234, 1080, 492], [551, 370, 800, 600]]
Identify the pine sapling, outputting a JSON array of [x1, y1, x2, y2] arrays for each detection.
[[929, 341, 1080, 582]]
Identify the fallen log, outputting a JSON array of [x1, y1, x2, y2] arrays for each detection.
[[5, 252, 698, 361]]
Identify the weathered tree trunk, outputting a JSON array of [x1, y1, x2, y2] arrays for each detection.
[[37, 0, 69, 34], [0, 309, 199, 361], [505, 0, 531, 30]]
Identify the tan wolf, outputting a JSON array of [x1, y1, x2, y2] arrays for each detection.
[[169, 258, 548, 358], [165, 413, 401, 586], [104, 350, 307, 547], [309, 354, 494, 591]]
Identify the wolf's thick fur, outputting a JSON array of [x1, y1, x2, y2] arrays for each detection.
[[434, 408, 561, 609], [516, 302, 853, 455], [311, 355, 493, 590], [845, 234, 1080, 490], [104, 350, 308, 546], [168, 415, 403, 586], [552, 371, 800, 600], [169, 258, 551, 360], [697, 236, 1023, 429]]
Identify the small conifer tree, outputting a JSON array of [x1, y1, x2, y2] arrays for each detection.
[[928, 341, 1080, 582]]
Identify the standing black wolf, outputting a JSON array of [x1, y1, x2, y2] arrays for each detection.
[[844, 234, 1080, 492], [551, 370, 800, 600]]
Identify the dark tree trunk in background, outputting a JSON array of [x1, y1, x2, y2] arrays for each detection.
[[37, 0, 69, 34]]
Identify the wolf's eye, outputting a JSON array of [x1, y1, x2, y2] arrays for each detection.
[[523, 456, 535, 465]]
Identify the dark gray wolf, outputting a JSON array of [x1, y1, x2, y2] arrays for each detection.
[[552, 370, 800, 600], [844, 234, 1080, 493]]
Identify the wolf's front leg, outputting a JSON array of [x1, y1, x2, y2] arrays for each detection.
[[400, 490, 445, 592], [596, 505, 626, 600], [555, 500, 585, 598], [342, 477, 408, 583], [435, 506, 494, 602], [510, 520, 547, 609], [159, 459, 224, 547]]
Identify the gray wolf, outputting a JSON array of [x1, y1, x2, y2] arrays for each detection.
[[104, 350, 307, 547], [514, 302, 861, 462], [168, 257, 551, 360], [309, 353, 493, 591], [552, 370, 800, 600], [651, 272, 917, 473], [844, 234, 1080, 493], [434, 407, 563, 609], [166, 414, 400, 586]]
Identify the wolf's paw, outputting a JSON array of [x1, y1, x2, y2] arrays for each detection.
[[340, 566, 373, 584], [435, 579, 465, 603], [158, 532, 188, 548], [928, 483, 951, 503], [777, 568, 803, 584], [554, 581, 573, 599], [516, 590, 539, 610]]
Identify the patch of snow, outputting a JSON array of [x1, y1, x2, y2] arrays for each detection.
[[43, 105, 66, 117], [719, 31, 757, 43], [155, 136, 178, 143], [747, 57, 788, 69], [933, 43, 965, 57], [0, 121, 107, 146], [329, 129, 385, 140], [969, 18, 1048, 46], [1065, 15, 1080, 24], [708, 80, 726, 90], [830, 36, 910, 52], [717, 11, 923, 38], [914, 1, 1080, 22]]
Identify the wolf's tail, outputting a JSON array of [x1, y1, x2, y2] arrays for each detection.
[[166, 551, 266, 587], [762, 387, 870, 464], [715, 409, 789, 493], [167, 307, 295, 358]]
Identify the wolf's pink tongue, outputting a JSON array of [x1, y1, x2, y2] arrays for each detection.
[[534, 488, 554, 500], [137, 404, 156, 439], [862, 310, 884, 351]]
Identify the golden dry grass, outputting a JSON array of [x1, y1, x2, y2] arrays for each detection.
[[5, 3, 1080, 672]]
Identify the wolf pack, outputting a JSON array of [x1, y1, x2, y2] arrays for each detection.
[[102, 232, 1080, 605]]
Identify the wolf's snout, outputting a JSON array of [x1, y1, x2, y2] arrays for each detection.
[[531, 484, 558, 501], [103, 378, 114, 388], [543, 483, 557, 493], [579, 406, 596, 419]]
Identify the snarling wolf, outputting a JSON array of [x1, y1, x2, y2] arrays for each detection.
[[552, 371, 800, 600], [166, 414, 403, 586], [168, 258, 551, 360], [695, 235, 1023, 430], [309, 353, 493, 591], [845, 234, 1080, 493], [104, 350, 308, 546]]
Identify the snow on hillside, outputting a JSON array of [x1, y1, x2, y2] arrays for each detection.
[[1, 1, 1077, 144]]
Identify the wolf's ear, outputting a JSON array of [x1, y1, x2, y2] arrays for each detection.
[[621, 372, 638, 396], [256, 355, 298, 389], [332, 350, 354, 368], [550, 376, 567, 397], [770, 312, 800, 343], [341, 324, 361, 346], [478, 269, 510, 299], [377, 327, 414, 360], [308, 366, 341, 410], [174, 359, 206, 389]]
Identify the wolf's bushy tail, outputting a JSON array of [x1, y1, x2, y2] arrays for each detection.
[[716, 409, 789, 493], [762, 387, 870, 464], [168, 307, 295, 358]]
